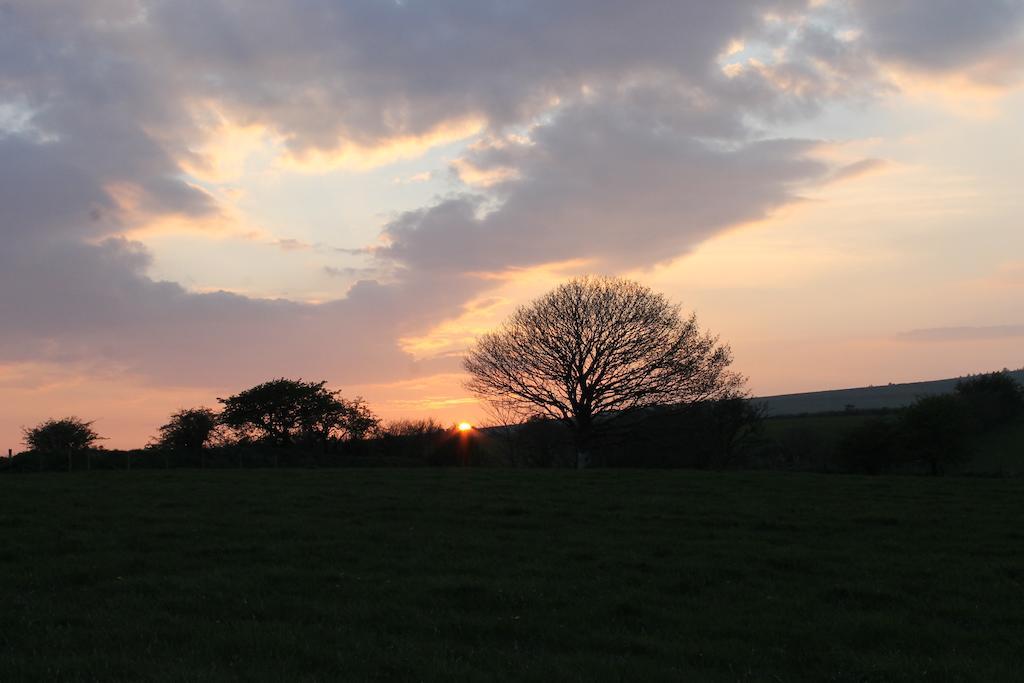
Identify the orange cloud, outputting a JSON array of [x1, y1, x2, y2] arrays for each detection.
[[181, 102, 485, 183], [346, 372, 483, 427], [180, 109, 273, 183], [398, 260, 594, 360], [103, 180, 243, 240], [450, 157, 520, 187], [883, 66, 1021, 119], [279, 116, 486, 172]]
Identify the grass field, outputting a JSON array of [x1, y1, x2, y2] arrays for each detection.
[[1, 470, 1022, 681]]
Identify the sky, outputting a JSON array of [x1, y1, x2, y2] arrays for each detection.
[[2, 0, 1023, 450]]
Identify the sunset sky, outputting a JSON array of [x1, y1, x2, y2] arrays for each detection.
[[2, 0, 1023, 449]]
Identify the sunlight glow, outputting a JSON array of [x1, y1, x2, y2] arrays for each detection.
[[457, 422, 473, 432]]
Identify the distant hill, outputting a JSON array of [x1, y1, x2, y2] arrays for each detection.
[[754, 369, 1024, 417]]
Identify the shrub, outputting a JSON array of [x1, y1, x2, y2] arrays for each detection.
[[900, 394, 974, 475], [839, 418, 901, 475], [380, 419, 447, 462], [22, 417, 103, 471], [955, 371, 1024, 430]]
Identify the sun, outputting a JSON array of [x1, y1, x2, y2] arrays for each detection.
[[457, 422, 473, 432]]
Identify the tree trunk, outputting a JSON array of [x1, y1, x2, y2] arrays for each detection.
[[67, 447, 72, 473], [574, 419, 593, 469], [575, 448, 591, 469]]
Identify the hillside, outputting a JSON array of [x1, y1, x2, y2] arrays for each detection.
[[754, 369, 1024, 417]]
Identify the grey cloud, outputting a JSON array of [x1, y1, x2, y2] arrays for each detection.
[[381, 91, 834, 273], [0, 138, 116, 238], [3, 0, 1008, 394], [0, 136, 477, 387], [852, 0, 1024, 76], [1, 3, 214, 221], [0, 231, 486, 386], [145, 0, 806, 150]]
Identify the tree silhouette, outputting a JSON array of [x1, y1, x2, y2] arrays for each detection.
[[901, 394, 973, 476], [218, 379, 379, 461], [22, 417, 102, 472], [955, 371, 1024, 429], [339, 397, 381, 441], [155, 408, 219, 468], [464, 276, 742, 467], [839, 417, 901, 475], [220, 379, 333, 448]]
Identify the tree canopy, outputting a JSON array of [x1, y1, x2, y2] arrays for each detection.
[[155, 408, 219, 452], [218, 378, 379, 447], [955, 371, 1024, 429], [23, 417, 101, 453], [23, 417, 103, 471], [464, 276, 742, 466]]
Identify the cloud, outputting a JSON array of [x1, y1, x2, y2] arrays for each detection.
[[392, 171, 434, 185], [0, 137, 117, 239], [851, 0, 1024, 82], [381, 89, 837, 274], [274, 238, 312, 252], [142, 0, 803, 150], [897, 325, 1024, 342], [0, 232, 483, 387], [2, 0, 1019, 409], [829, 158, 888, 183]]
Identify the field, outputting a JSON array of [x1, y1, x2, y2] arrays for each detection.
[[2, 470, 1022, 681]]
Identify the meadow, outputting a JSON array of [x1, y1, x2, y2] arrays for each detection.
[[1, 470, 1022, 681]]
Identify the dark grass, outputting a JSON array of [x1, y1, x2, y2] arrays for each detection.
[[1, 470, 1022, 681]]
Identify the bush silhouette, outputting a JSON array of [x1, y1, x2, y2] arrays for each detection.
[[839, 418, 901, 475], [900, 395, 974, 475], [955, 371, 1024, 430], [381, 419, 448, 462], [22, 417, 102, 471], [154, 408, 219, 467]]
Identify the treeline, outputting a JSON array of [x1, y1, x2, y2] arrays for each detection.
[[737, 371, 1024, 476], [485, 371, 1024, 475], [835, 372, 1024, 475], [485, 397, 762, 469], [11, 378, 413, 472], [7, 372, 1023, 475], [8, 419, 479, 472], [9, 377, 493, 472]]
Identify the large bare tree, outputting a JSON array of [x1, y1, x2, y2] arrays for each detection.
[[464, 276, 743, 467]]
